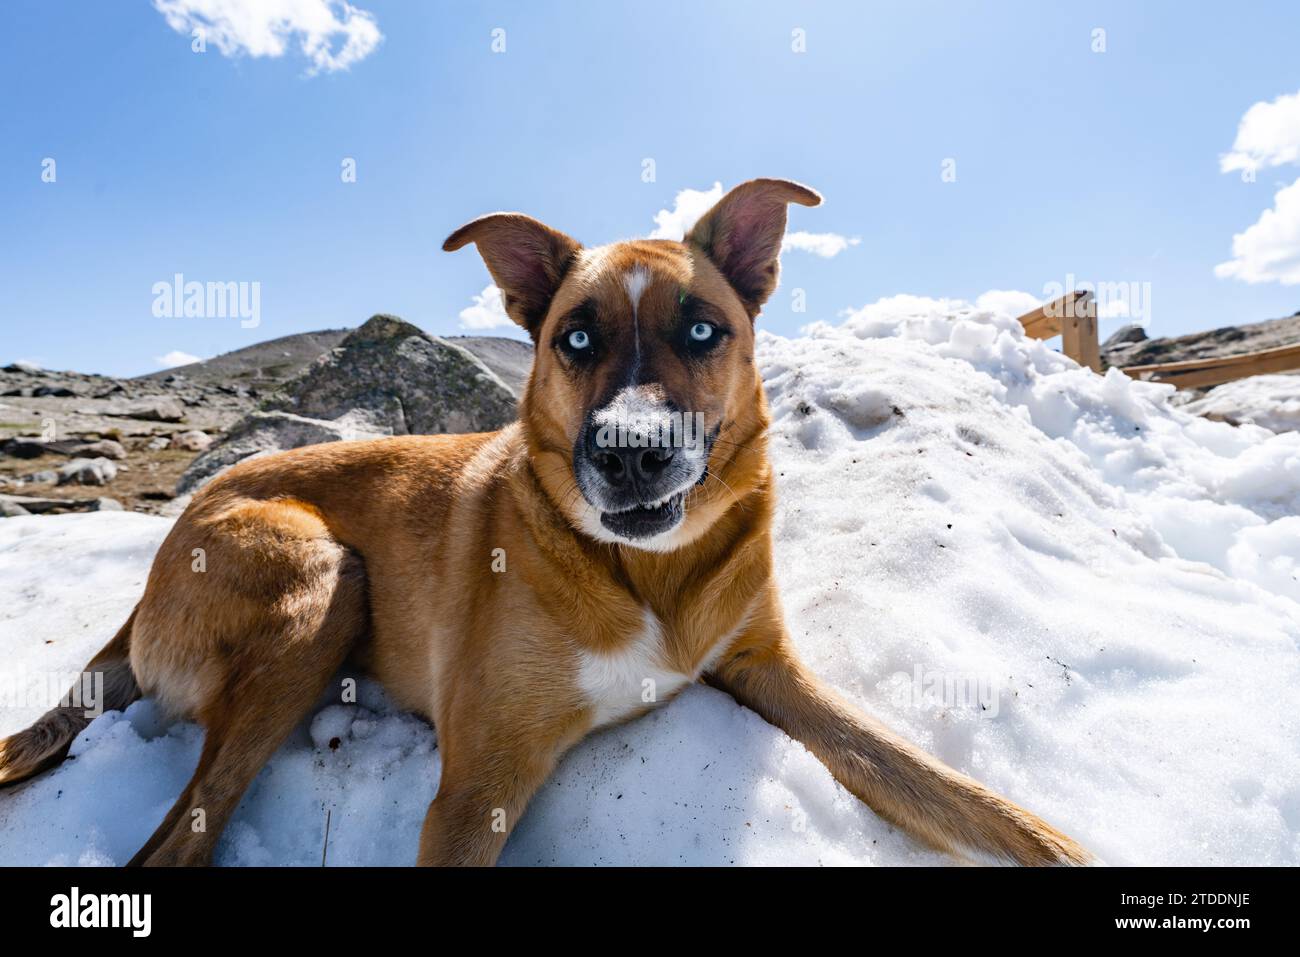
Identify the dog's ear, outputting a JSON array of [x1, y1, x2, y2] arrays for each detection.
[[685, 179, 821, 317], [443, 213, 582, 338]]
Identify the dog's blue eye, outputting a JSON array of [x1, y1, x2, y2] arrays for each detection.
[[689, 322, 714, 342], [567, 329, 591, 350]]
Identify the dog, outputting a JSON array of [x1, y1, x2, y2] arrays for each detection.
[[0, 179, 1090, 866]]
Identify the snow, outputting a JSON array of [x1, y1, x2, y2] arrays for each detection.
[[2, 296, 1298, 866], [1178, 373, 1300, 435]]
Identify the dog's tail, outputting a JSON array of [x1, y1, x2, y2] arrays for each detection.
[[713, 639, 1094, 866], [0, 605, 141, 787]]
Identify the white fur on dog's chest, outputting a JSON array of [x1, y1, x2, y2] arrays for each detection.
[[577, 607, 736, 727]]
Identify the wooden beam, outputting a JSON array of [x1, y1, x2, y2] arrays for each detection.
[[1015, 290, 1092, 341], [1015, 290, 1101, 372], [1060, 293, 1101, 373], [1019, 310, 1062, 340], [1122, 341, 1300, 390], [1017, 292, 1069, 340]]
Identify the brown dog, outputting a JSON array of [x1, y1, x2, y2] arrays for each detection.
[[0, 179, 1090, 866]]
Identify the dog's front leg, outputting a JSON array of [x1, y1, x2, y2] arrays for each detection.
[[416, 721, 570, 866], [707, 594, 1092, 866]]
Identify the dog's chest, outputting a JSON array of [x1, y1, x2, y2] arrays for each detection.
[[576, 607, 737, 728]]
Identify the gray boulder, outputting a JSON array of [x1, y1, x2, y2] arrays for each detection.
[[87, 397, 186, 423], [20, 470, 59, 486], [177, 315, 519, 493], [71, 439, 128, 460], [170, 429, 213, 452], [0, 493, 122, 515], [57, 457, 117, 486], [1101, 324, 1149, 349], [178, 410, 388, 493], [1, 438, 68, 459], [272, 315, 518, 434]]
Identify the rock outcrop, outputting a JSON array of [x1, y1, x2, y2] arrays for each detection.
[[177, 315, 520, 493], [1102, 311, 1300, 370]]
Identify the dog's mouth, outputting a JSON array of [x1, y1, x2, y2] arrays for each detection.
[[599, 491, 685, 540]]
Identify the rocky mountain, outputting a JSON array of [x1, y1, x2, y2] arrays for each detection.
[[136, 329, 352, 391], [134, 328, 532, 396], [0, 318, 533, 514]]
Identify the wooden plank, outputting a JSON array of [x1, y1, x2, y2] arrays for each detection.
[[1060, 293, 1100, 373], [1015, 290, 1091, 342], [1020, 311, 1062, 340], [1123, 342, 1300, 389]]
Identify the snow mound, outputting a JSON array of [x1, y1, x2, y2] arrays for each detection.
[[2, 295, 1298, 866], [1178, 373, 1300, 435]]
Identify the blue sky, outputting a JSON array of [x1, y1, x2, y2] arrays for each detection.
[[2, 0, 1299, 377]]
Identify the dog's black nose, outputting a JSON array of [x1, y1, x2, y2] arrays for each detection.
[[589, 439, 675, 487]]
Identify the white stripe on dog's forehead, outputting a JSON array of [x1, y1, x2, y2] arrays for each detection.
[[622, 265, 652, 309], [623, 265, 652, 373]]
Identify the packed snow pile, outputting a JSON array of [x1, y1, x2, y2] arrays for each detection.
[[1178, 373, 1300, 435], [1, 294, 1298, 866]]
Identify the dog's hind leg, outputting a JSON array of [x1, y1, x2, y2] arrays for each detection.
[[128, 505, 367, 867], [707, 591, 1092, 866]]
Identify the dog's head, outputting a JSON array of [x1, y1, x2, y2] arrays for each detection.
[[444, 178, 820, 551]]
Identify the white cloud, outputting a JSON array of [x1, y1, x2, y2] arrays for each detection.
[[458, 284, 513, 330], [648, 183, 857, 258], [1214, 176, 1300, 285], [1221, 90, 1300, 173], [648, 183, 724, 239], [154, 350, 203, 368], [152, 0, 382, 75], [781, 231, 860, 258]]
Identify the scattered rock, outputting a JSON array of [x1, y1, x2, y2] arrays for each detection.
[[0, 493, 121, 515], [56, 457, 118, 486], [2, 438, 58, 459], [5, 318, 532, 511], [158, 493, 193, 518], [89, 397, 186, 423], [20, 470, 59, 485], [71, 439, 128, 460], [170, 429, 213, 452]]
